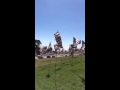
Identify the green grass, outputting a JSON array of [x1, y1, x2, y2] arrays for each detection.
[[35, 55, 85, 90]]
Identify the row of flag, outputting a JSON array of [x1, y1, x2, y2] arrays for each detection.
[[35, 31, 85, 55], [54, 31, 85, 53]]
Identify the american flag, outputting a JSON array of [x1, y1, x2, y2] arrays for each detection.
[[49, 42, 51, 47], [54, 44, 59, 50], [47, 42, 52, 54], [54, 31, 60, 37], [61, 48, 64, 54], [54, 31, 63, 48], [43, 46, 47, 50], [54, 44, 60, 53], [42, 46, 47, 53], [48, 42, 51, 49], [73, 37, 81, 46], [81, 40, 85, 50]]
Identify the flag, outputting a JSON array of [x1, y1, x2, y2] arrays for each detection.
[[47, 42, 52, 53], [48, 42, 51, 49], [49, 42, 51, 47], [44, 46, 47, 50], [54, 44, 59, 50], [82, 40, 85, 44], [61, 48, 64, 54], [73, 37, 81, 46], [54, 31, 63, 48], [81, 40, 85, 50], [41, 46, 47, 54], [54, 31, 60, 37], [54, 44, 60, 53]]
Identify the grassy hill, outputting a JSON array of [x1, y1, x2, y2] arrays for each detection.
[[35, 55, 85, 90]]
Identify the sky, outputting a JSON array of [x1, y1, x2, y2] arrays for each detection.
[[35, 0, 85, 50]]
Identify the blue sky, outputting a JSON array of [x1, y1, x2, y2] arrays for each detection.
[[35, 0, 85, 50]]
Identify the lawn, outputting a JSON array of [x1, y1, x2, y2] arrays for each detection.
[[35, 55, 85, 90]]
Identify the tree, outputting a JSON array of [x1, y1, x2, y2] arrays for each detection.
[[35, 39, 42, 55], [35, 40, 41, 46]]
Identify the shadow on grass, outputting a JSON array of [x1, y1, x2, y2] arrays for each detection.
[[39, 66, 45, 71], [46, 74, 50, 78], [74, 62, 80, 64], [62, 62, 65, 64], [54, 68, 61, 71], [40, 68, 45, 71], [79, 76, 85, 85], [65, 63, 71, 65]]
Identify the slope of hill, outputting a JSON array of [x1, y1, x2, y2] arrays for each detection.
[[35, 55, 85, 90]]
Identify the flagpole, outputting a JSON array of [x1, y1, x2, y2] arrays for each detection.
[[72, 37, 74, 66], [71, 44, 74, 66], [48, 52, 51, 76], [55, 49, 57, 90], [46, 42, 51, 78], [48, 41, 51, 75], [70, 46, 73, 71], [60, 47, 63, 68], [60, 47, 62, 69], [54, 31, 63, 90], [40, 49, 45, 70]]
